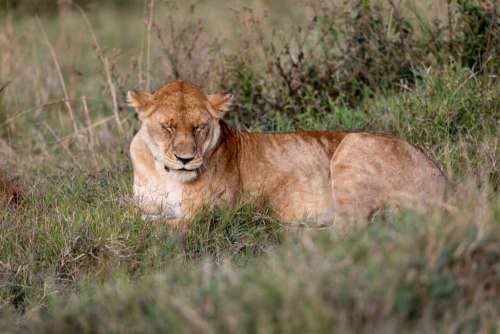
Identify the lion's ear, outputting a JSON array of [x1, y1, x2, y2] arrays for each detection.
[[127, 91, 155, 118], [207, 94, 233, 118]]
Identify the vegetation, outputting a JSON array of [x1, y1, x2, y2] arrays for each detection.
[[0, 0, 498, 332]]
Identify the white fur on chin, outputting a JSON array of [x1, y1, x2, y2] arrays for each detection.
[[171, 170, 199, 183]]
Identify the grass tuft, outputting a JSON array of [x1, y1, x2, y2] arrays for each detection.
[[183, 198, 283, 262]]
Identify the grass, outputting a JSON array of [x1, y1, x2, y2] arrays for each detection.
[[4, 193, 499, 333], [0, 0, 499, 332]]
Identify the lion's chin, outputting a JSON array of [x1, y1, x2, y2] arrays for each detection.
[[170, 169, 199, 183]]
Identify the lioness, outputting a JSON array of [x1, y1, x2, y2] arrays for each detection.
[[128, 80, 446, 227]]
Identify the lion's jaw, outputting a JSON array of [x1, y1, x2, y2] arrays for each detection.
[[168, 169, 199, 183]]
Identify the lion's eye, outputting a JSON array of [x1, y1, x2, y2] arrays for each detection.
[[161, 124, 174, 133], [195, 124, 208, 133]]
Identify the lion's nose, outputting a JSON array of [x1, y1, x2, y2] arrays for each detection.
[[175, 155, 194, 165]]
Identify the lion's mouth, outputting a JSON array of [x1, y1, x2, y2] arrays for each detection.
[[164, 166, 199, 173]]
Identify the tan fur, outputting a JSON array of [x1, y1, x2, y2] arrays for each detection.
[[128, 80, 447, 226], [0, 139, 20, 206], [0, 170, 20, 206]]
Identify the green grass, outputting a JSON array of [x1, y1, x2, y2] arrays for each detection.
[[0, 0, 499, 332], [4, 195, 499, 333]]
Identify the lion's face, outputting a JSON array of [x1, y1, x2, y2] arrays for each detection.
[[128, 81, 232, 182]]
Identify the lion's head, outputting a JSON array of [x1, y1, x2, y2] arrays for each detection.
[[128, 80, 232, 182]]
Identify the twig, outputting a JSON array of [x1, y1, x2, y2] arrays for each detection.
[[0, 107, 35, 127], [74, 4, 124, 134], [56, 113, 134, 145], [446, 0, 454, 53], [81, 95, 98, 165], [36, 16, 79, 136], [145, 0, 155, 91], [0, 81, 10, 95], [1, 98, 92, 127], [43, 122, 82, 170]]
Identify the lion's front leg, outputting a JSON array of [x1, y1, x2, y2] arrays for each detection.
[[134, 182, 181, 221]]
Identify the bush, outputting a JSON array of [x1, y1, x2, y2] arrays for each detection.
[[223, 0, 499, 129]]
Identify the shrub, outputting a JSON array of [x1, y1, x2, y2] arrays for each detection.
[[223, 0, 499, 129]]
